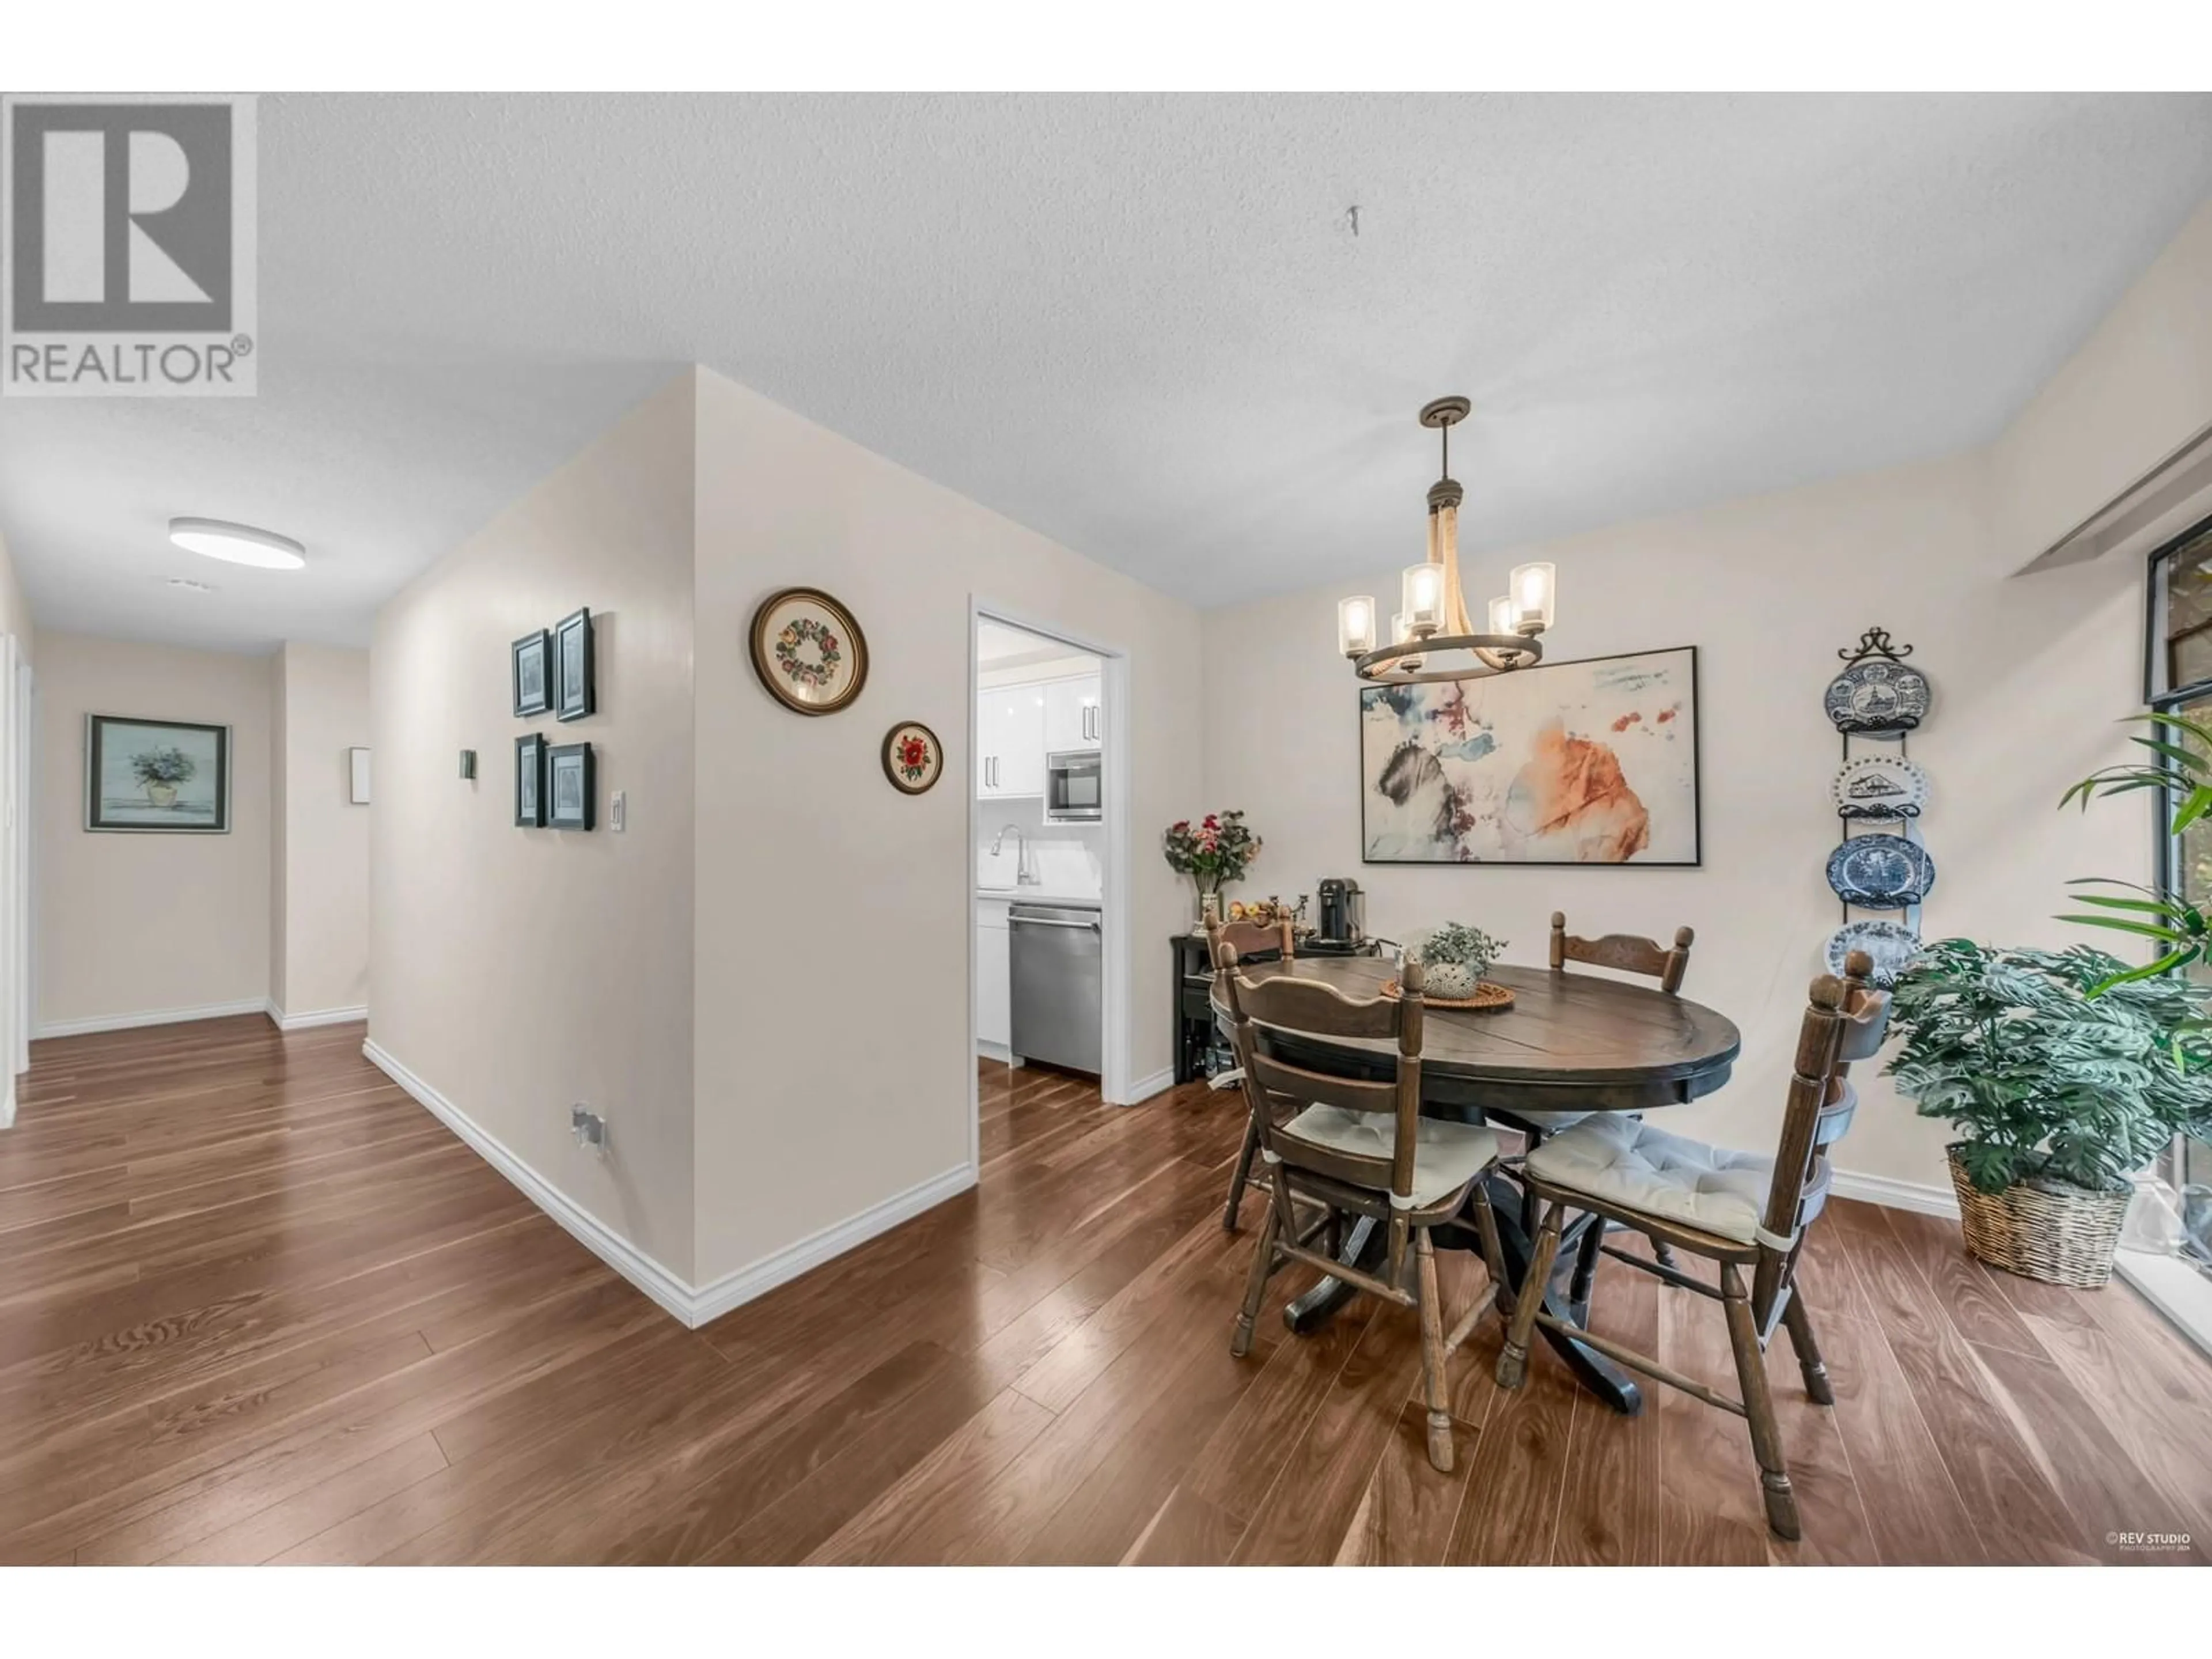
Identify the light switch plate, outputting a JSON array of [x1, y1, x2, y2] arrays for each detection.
[[611, 790, 626, 832]]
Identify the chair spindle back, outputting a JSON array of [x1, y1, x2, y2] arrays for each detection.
[[1752, 951, 1891, 1317], [1216, 948, 1426, 1206], [1549, 910, 1695, 994], [1205, 914, 1295, 969]]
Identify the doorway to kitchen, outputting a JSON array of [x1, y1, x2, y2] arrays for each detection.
[[967, 607, 1130, 1166]]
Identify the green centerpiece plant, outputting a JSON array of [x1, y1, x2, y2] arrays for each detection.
[[1406, 922, 1506, 1001]]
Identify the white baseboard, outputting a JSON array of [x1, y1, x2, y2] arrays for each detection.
[[1, 1081, 14, 1131], [1831, 1168, 1960, 1219], [362, 1038, 699, 1325], [975, 1039, 1017, 1066], [362, 1037, 976, 1331], [1120, 1067, 1176, 1105], [2114, 1248, 2212, 1358], [266, 1002, 369, 1032], [33, 998, 269, 1039], [688, 1162, 978, 1328]]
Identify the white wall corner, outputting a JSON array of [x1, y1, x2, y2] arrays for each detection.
[[1122, 1068, 1177, 1106], [267, 1001, 369, 1032], [687, 1161, 979, 1328], [363, 1037, 700, 1325], [365, 1036, 975, 1331]]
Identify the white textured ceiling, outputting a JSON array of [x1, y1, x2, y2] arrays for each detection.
[[5, 92, 2211, 652]]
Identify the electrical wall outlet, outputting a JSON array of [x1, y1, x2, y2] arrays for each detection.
[[611, 790, 626, 832], [571, 1103, 609, 1154]]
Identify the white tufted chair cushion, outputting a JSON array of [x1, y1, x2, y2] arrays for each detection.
[[1524, 1115, 1775, 1243], [1276, 1107, 1501, 1209]]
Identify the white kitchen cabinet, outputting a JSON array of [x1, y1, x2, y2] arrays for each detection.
[[1043, 675, 1101, 753], [976, 684, 1047, 797], [976, 899, 1013, 1054]]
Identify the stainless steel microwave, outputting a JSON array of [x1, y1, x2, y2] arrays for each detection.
[[1044, 749, 1102, 824]]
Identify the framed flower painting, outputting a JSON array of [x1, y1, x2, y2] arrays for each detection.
[[85, 715, 231, 832], [749, 588, 868, 715], [881, 721, 943, 794]]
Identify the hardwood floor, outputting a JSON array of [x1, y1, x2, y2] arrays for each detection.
[[2, 1018, 2205, 1566]]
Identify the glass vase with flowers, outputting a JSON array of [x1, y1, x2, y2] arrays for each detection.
[[1163, 810, 1262, 925]]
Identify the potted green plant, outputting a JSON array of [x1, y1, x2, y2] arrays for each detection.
[[1162, 811, 1262, 922], [1884, 938, 2212, 1286], [2055, 710, 2212, 988], [131, 745, 197, 809], [1404, 922, 1507, 1001]]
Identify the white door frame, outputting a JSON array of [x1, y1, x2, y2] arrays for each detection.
[[15, 650, 31, 1078], [1, 637, 28, 1123], [966, 599, 1134, 1175]]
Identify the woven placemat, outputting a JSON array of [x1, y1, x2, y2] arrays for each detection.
[[1380, 977, 1514, 1011]]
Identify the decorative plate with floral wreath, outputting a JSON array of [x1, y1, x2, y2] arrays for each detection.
[[881, 721, 943, 794], [749, 587, 869, 715]]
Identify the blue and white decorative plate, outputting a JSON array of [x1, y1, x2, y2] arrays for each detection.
[[1832, 755, 1930, 820], [1825, 919, 1922, 987], [1824, 660, 1933, 738], [1827, 834, 1935, 909]]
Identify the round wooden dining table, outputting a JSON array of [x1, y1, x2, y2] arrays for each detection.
[[1213, 953, 1743, 1414]]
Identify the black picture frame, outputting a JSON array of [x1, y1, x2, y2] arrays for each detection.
[[554, 607, 594, 722], [85, 714, 232, 833], [1356, 644, 1703, 869], [547, 741, 594, 831], [514, 733, 547, 827], [512, 629, 552, 718]]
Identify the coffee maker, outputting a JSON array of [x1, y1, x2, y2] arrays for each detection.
[[1313, 878, 1365, 952]]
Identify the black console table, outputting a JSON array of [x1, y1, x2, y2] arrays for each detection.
[[1171, 933, 1380, 1084]]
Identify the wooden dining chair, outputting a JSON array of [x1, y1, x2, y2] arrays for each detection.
[[1205, 914, 1296, 1232], [1216, 946, 1510, 1472], [1494, 953, 1889, 1539], [1495, 911, 1697, 1282]]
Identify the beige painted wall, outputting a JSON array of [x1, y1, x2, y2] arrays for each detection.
[[275, 643, 371, 1016], [33, 632, 272, 1029], [1199, 450, 2149, 1194], [690, 368, 1206, 1287], [1994, 196, 2212, 568], [370, 376, 698, 1280], [0, 527, 31, 657]]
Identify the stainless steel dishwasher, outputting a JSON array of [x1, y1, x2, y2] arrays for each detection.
[[1009, 902, 1103, 1074]]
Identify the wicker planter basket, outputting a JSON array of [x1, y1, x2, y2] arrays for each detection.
[[1946, 1147, 2131, 1289]]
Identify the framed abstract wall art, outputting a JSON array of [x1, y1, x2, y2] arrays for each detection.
[[1359, 646, 1700, 866], [84, 715, 231, 833]]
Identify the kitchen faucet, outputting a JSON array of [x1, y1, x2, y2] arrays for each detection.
[[991, 824, 1040, 885]]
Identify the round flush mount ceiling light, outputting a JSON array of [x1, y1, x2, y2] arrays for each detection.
[[168, 517, 306, 570]]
